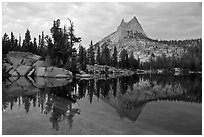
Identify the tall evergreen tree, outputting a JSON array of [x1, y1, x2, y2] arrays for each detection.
[[18, 34, 21, 50], [40, 31, 47, 60], [129, 52, 137, 69], [67, 18, 81, 47], [78, 45, 87, 71], [33, 37, 38, 54], [10, 32, 15, 50], [2, 33, 10, 55], [50, 18, 81, 67], [112, 46, 118, 67], [119, 49, 129, 68], [14, 39, 18, 51], [96, 46, 101, 65], [38, 35, 41, 47], [41, 31, 45, 48], [101, 42, 110, 65], [87, 40, 95, 65], [22, 29, 31, 52]]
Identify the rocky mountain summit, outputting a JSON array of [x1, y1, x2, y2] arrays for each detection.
[[94, 16, 184, 63]]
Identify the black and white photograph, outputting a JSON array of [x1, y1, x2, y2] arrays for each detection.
[[2, 1, 202, 135]]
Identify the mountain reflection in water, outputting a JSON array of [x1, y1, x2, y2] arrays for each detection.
[[2, 74, 202, 134]]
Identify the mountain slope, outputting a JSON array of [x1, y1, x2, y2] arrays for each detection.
[[94, 16, 184, 63]]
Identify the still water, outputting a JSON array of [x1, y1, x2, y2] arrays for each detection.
[[2, 74, 202, 135]]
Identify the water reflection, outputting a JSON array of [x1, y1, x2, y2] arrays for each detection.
[[2, 74, 202, 131]]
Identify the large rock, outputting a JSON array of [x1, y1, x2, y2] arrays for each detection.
[[44, 67, 73, 78], [7, 51, 41, 65], [27, 68, 35, 76], [16, 65, 32, 76], [33, 60, 45, 68], [3, 63, 13, 72], [34, 77, 45, 88], [32, 57, 51, 69], [12, 64, 20, 70], [22, 58, 36, 66], [7, 56, 22, 65], [35, 67, 46, 77], [8, 69, 18, 76], [5, 52, 73, 78]]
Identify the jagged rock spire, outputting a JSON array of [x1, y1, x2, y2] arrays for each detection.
[[120, 19, 126, 26], [117, 16, 146, 37], [127, 16, 146, 36]]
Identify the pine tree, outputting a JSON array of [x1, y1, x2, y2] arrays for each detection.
[[70, 48, 78, 72], [33, 37, 38, 54], [101, 42, 110, 65], [78, 45, 87, 71], [112, 46, 118, 67], [50, 18, 81, 67], [67, 18, 81, 47], [10, 32, 15, 51], [22, 29, 31, 52], [119, 49, 128, 68], [96, 46, 101, 65], [18, 34, 21, 50], [38, 34, 41, 55], [14, 39, 18, 51], [2, 33, 10, 55], [88, 40, 95, 65], [38, 35, 41, 47], [129, 52, 138, 70], [41, 31, 45, 48], [39, 31, 47, 60]]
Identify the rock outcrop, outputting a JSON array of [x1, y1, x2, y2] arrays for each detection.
[[35, 66, 73, 78], [3, 51, 73, 78], [16, 65, 33, 76], [85, 64, 134, 79], [7, 51, 41, 65], [94, 16, 185, 63]]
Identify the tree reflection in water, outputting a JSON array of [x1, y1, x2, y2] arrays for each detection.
[[2, 74, 202, 130]]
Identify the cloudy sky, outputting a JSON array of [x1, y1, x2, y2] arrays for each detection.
[[2, 2, 202, 48]]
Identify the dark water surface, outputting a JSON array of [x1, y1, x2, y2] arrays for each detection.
[[2, 74, 202, 135]]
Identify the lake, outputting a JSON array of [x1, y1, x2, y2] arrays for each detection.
[[2, 74, 202, 135]]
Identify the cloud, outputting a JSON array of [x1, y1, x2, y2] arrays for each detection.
[[2, 2, 202, 48]]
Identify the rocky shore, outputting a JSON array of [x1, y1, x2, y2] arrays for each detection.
[[3, 51, 135, 79], [3, 51, 72, 78]]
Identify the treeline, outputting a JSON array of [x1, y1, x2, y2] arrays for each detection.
[[2, 18, 202, 72], [2, 19, 83, 72], [2, 30, 39, 57], [142, 38, 202, 71], [91, 42, 140, 70], [147, 37, 202, 47], [2, 18, 140, 72], [93, 38, 202, 71], [2, 29, 53, 59]]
